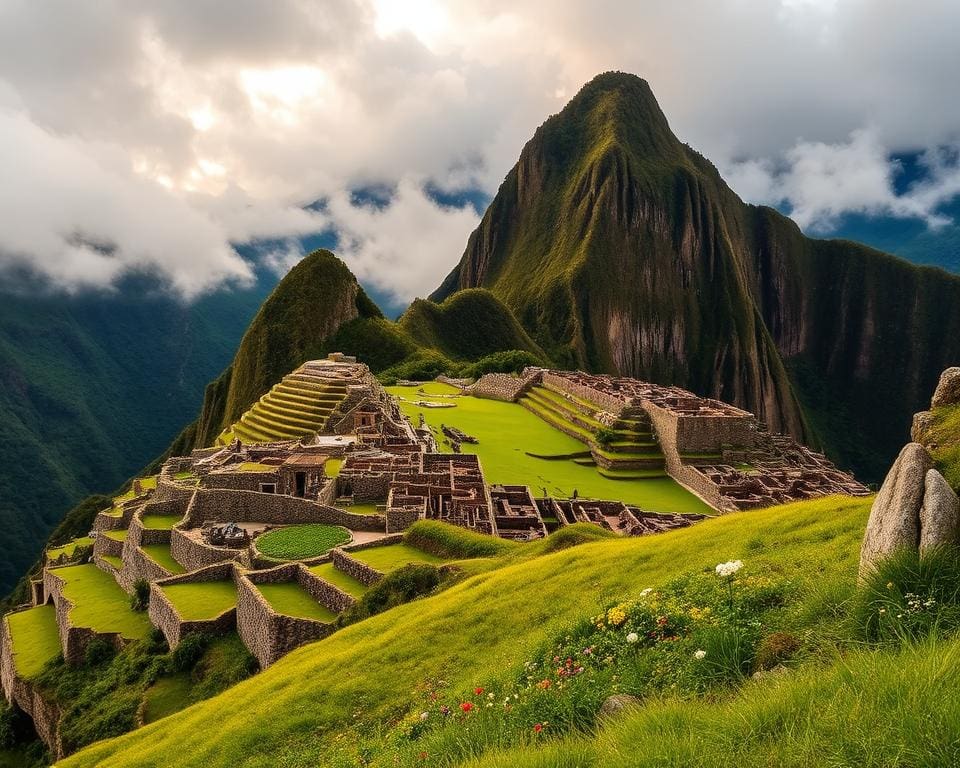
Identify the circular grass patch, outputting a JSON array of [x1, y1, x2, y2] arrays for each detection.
[[255, 524, 351, 561]]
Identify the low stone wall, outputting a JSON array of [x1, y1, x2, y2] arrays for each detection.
[[93, 503, 138, 533], [469, 370, 541, 402], [183, 488, 386, 531], [236, 564, 343, 667], [201, 470, 278, 492], [330, 548, 385, 586], [170, 527, 240, 573], [148, 563, 238, 650], [43, 567, 125, 665], [94, 533, 124, 560], [155, 475, 199, 503], [0, 613, 63, 758], [542, 371, 623, 412], [386, 507, 422, 533], [341, 475, 391, 502]]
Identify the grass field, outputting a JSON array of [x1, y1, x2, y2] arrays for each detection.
[[62, 495, 884, 768], [160, 582, 236, 621], [256, 582, 337, 622], [141, 545, 186, 575], [348, 543, 446, 572], [256, 524, 352, 560], [307, 563, 368, 598], [141, 675, 192, 724], [53, 564, 152, 640], [47, 536, 94, 561], [6, 604, 61, 678], [387, 384, 711, 514], [141, 515, 180, 530]]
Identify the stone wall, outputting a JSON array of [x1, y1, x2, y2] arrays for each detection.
[[200, 470, 278, 492], [469, 370, 542, 402], [236, 564, 343, 667], [386, 507, 422, 533], [329, 538, 404, 585], [542, 371, 623, 412], [170, 527, 240, 572], [183, 488, 386, 531], [148, 563, 238, 650], [1, 613, 63, 758]]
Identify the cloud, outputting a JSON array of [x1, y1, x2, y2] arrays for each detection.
[[1, 0, 960, 296]]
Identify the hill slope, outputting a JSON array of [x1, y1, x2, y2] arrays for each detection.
[[433, 72, 960, 481]]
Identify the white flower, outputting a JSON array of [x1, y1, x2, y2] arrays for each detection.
[[715, 560, 744, 577], [626, 632, 639, 644], [420, 712, 429, 721], [639, 588, 653, 598], [694, 649, 707, 660], [487, 692, 495, 700]]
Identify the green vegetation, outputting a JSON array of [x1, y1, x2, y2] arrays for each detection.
[[349, 543, 446, 572], [6, 605, 60, 679], [141, 545, 185, 575], [256, 524, 352, 561], [338, 564, 445, 627], [140, 675, 192, 724], [103, 529, 128, 542], [387, 385, 711, 514], [46, 536, 94, 562], [160, 582, 236, 621], [307, 563, 368, 599], [336, 502, 380, 515], [325, 457, 343, 477], [404, 519, 520, 559], [100, 555, 124, 570], [236, 462, 275, 472], [54, 564, 151, 639], [928, 404, 960, 489], [256, 582, 337, 622], [141, 514, 180, 530]]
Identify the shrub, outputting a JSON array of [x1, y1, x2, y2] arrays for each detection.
[[338, 564, 443, 627], [404, 520, 519, 559], [457, 350, 543, 379], [130, 579, 150, 611], [754, 631, 801, 671], [84, 638, 116, 667], [594, 427, 618, 447], [170, 633, 211, 673]]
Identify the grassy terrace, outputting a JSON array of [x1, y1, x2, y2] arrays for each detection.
[[100, 555, 124, 570], [160, 582, 236, 621], [335, 502, 380, 516], [53, 564, 151, 640], [348, 543, 445, 573], [103, 529, 128, 541], [256, 524, 352, 561], [256, 582, 337, 622], [7, 604, 61, 678], [141, 514, 181, 530], [113, 476, 158, 504], [237, 462, 276, 473], [388, 384, 711, 514], [141, 545, 186, 575], [47, 536, 94, 561], [307, 563, 368, 599]]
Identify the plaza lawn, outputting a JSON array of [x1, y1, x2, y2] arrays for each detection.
[[141, 544, 186, 575], [307, 562, 368, 599], [160, 581, 236, 621], [6, 604, 60, 678], [141, 514, 181, 530], [47, 536, 93, 561], [257, 524, 352, 561], [53, 564, 151, 640], [387, 385, 712, 515], [256, 582, 337, 622], [348, 543, 445, 573]]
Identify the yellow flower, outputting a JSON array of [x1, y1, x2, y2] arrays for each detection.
[[607, 605, 628, 627]]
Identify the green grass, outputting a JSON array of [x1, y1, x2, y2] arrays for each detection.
[[256, 582, 337, 622], [53, 564, 152, 640], [335, 502, 380, 516], [348, 543, 446, 573], [307, 563, 369, 599], [325, 458, 343, 477], [61, 495, 875, 767], [47, 536, 94, 561], [141, 675, 193, 724], [404, 520, 520, 559], [141, 515, 181, 530], [100, 554, 124, 570], [141, 545, 186, 575], [160, 582, 236, 621], [236, 462, 277, 473], [387, 386, 711, 514], [256, 524, 352, 561], [103, 529, 128, 541], [113, 476, 157, 504], [6, 604, 61, 678]]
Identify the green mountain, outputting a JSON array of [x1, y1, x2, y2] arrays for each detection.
[[433, 72, 960, 481]]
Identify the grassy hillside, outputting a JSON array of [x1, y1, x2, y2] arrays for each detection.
[[62, 493, 892, 767]]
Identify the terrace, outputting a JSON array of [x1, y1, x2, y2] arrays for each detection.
[[53, 564, 152, 639], [160, 581, 236, 621], [256, 582, 337, 622], [6, 604, 60, 678]]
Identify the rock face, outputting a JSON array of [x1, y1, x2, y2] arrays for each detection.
[[912, 411, 934, 445], [932, 367, 960, 409], [920, 469, 960, 553], [859, 443, 933, 578]]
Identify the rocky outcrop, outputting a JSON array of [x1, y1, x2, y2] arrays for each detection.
[[932, 367, 960, 409], [912, 411, 935, 444], [920, 469, 960, 553], [859, 443, 932, 578]]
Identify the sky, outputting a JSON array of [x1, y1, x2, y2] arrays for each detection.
[[1, 0, 959, 303]]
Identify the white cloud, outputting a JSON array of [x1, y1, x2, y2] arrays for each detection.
[[1, 0, 960, 296]]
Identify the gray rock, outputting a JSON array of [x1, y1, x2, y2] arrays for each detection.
[[911, 410, 934, 445], [859, 443, 933, 580], [752, 663, 789, 681], [599, 694, 640, 718], [920, 469, 960, 553], [932, 367, 960, 409]]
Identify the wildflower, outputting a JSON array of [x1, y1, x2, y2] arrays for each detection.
[[537, 679, 552, 690], [640, 587, 653, 597], [487, 692, 495, 700], [886, 582, 894, 590], [694, 649, 707, 660], [474, 687, 484, 696], [607, 604, 628, 626], [533, 723, 543, 733], [440, 705, 450, 716], [715, 560, 744, 577], [420, 712, 429, 721], [460, 701, 474, 713], [418, 752, 429, 761], [626, 632, 639, 644]]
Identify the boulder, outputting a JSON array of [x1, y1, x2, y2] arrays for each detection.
[[931, 367, 960, 409], [599, 694, 641, 718], [859, 443, 932, 579], [911, 410, 934, 445], [920, 469, 960, 553]]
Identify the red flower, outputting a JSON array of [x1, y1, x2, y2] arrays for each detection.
[[474, 687, 484, 696], [537, 679, 552, 690], [533, 723, 543, 733], [460, 701, 474, 713], [418, 752, 429, 761]]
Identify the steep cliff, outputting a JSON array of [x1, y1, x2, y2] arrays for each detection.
[[433, 72, 960, 480]]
